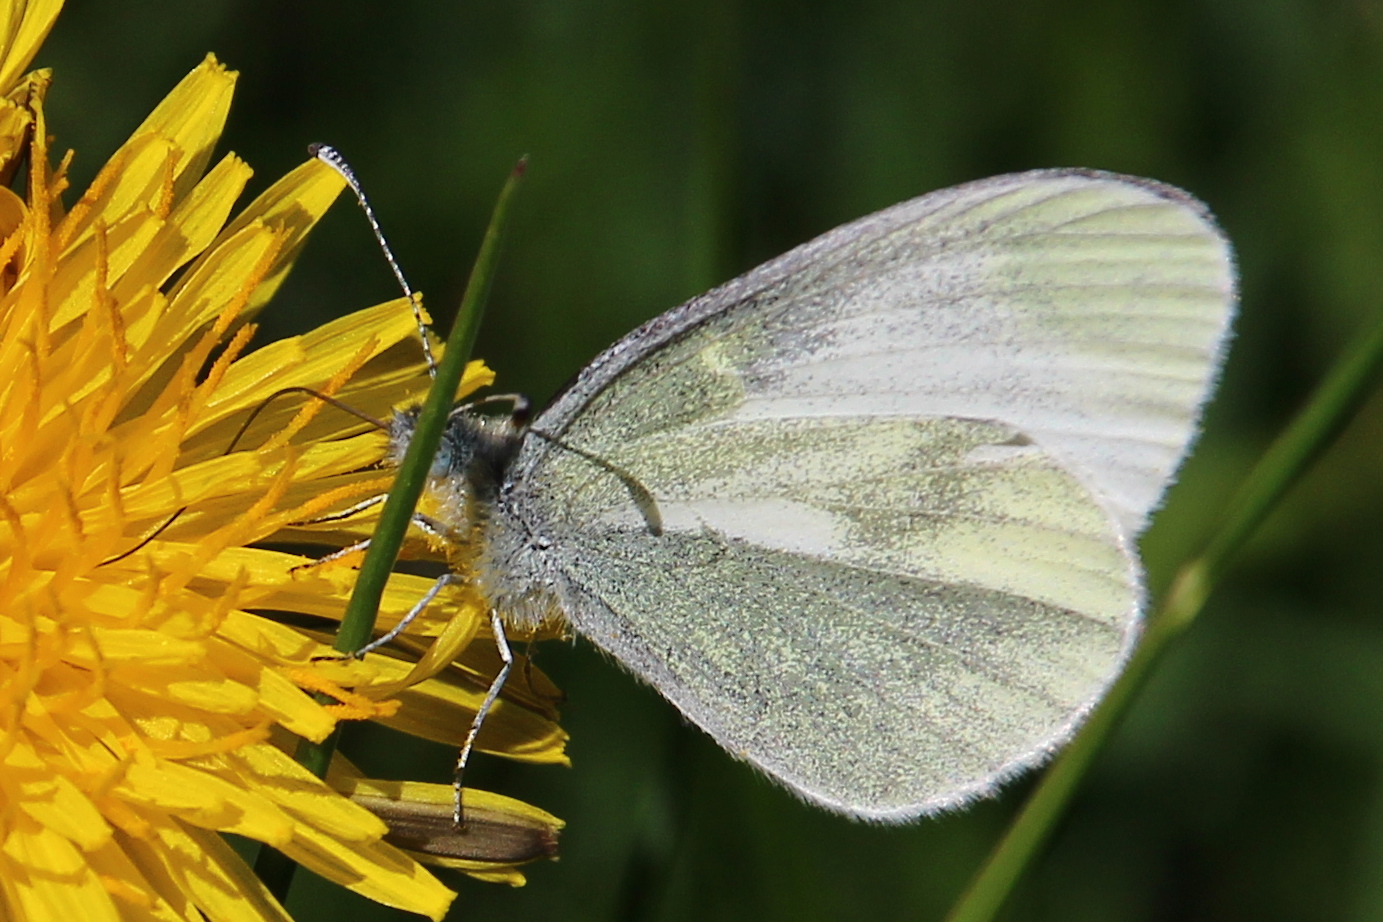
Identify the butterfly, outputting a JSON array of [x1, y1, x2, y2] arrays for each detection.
[[379, 167, 1235, 821]]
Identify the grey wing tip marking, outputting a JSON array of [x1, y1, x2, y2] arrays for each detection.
[[997, 167, 1238, 281], [1010, 166, 1224, 228], [1031, 166, 1240, 303]]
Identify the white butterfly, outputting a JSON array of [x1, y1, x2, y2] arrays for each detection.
[[389, 168, 1235, 822]]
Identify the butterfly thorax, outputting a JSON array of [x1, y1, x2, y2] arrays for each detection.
[[387, 404, 568, 632]]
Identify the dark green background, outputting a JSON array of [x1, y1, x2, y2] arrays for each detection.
[[41, 1, 1383, 919]]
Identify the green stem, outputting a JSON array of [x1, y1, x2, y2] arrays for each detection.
[[257, 158, 527, 903], [945, 310, 1383, 922], [252, 847, 301, 909], [332, 157, 527, 658]]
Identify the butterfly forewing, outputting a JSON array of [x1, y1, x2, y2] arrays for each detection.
[[483, 169, 1235, 820]]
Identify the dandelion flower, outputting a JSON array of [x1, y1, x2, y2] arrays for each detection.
[[0, 5, 565, 920]]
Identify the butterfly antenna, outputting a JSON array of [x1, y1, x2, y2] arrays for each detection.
[[101, 387, 392, 568], [99, 509, 183, 566], [223, 385, 390, 456], [527, 427, 663, 535], [311, 143, 436, 378]]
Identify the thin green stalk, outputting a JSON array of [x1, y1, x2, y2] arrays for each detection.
[[945, 310, 1383, 922], [256, 158, 526, 900], [331, 157, 527, 659]]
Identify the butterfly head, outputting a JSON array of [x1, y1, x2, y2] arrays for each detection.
[[389, 401, 527, 496], [384, 398, 530, 542]]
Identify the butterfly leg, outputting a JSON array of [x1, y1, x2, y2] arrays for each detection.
[[353, 570, 459, 657], [291, 493, 449, 535], [518, 639, 538, 692], [299, 510, 461, 657], [286, 495, 391, 575], [294, 492, 389, 526], [453, 392, 531, 424], [296, 537, 372, 573], [453, 607, 513, 827], [292, 507, 448, 574]]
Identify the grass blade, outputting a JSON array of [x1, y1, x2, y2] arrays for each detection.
[[256, 158, 527, 900]]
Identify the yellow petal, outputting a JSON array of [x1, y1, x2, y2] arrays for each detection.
[[155, 220, 285, 356], [277, 825, 454, 922], [228, 744, 389, 843], [367, 652, 570, 765], [0, 0, 61, 91], [191, 298, 432, 444], [0, 93, 30, 176], [111, 152, 254, 301], [6, 743, 111, 850], [84, 628, 207, 666], [179, 156, 346, 315], [116, 756, 296, 846], [185, 548, 467, 636], [121, 818, 293, 922], [2, 818, 122, 922], [110, 665, 260, 716], [123, 54, 235, 204], [84, 835, 189, 922], [364, 595, 486, 695], [215, 609, 329, 661], [204, 633, 337, 742]]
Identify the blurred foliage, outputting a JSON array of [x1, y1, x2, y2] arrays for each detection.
[[40, 0, 1383, 919]]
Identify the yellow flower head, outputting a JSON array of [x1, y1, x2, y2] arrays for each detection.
[[0, 2, 565, 919]]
